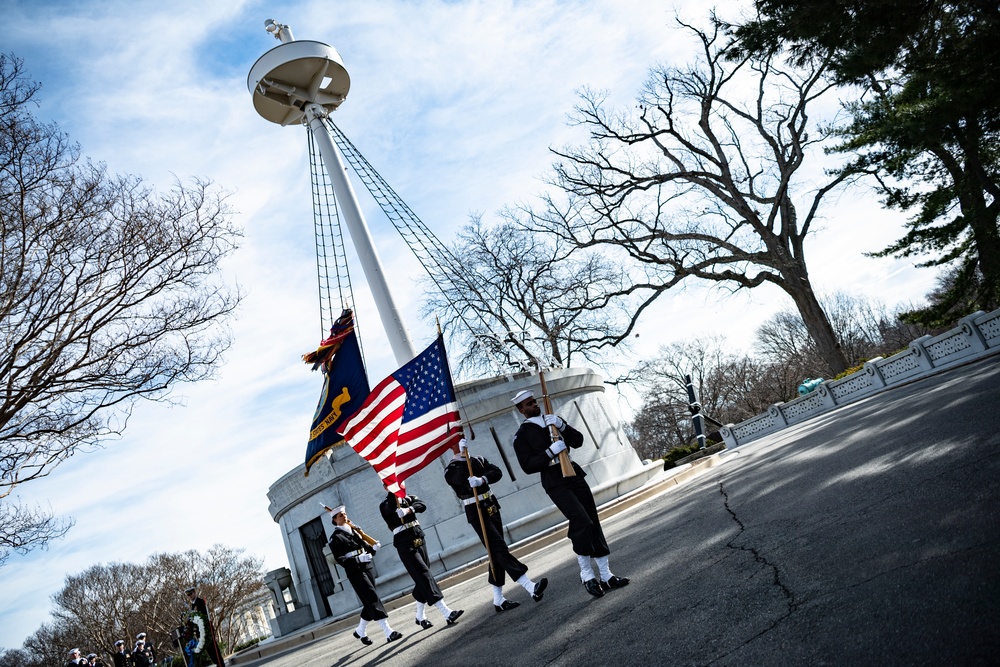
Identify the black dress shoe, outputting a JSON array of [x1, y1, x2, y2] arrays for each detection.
[[415, 619, 433, 629], [386, 630, 403, 643], [599, 580, 611, 592], [532, 577, 548, 602], [446, 609, 464, 625], [583, 578, 605, 597], [606, 575, 630, 589], [494, 599, 521, 613], [353, 631, 372, 646]]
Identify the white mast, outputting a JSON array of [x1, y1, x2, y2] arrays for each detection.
[[248, 19, 417, 365]]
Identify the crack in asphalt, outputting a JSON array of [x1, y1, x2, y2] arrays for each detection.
[[719, 481, 797, 610], [704, 481, 799, 666]]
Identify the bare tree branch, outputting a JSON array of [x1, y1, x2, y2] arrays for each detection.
[[422, 216, 640, 376], [525, 21, 861, 374], [0, 54, 243, 559]]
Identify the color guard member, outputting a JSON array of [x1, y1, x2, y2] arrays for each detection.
[[511, 389, 629, 597]]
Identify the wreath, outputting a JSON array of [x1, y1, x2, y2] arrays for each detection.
[[183, 610, 214, 667]]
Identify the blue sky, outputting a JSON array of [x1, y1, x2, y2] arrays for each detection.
[[0, 0, 936, 651]]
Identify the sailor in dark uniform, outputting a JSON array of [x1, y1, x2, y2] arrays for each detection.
[[112, 640, 128, 667], [511, 388, 629, 597], [134, 633, 155, 665], [66, 648, 84, 666], [185, 587, 225, 666], [130, 640, 151, 667], [444, 439, 547, 612], [327, 504, 403, 645], [379, 489, 463, 629]]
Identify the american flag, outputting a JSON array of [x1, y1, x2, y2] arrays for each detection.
[[336, 335, 463, 497]]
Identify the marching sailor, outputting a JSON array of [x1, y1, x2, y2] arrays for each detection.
[[511, 389, 630, 597], [327, 505, 403, 645], [379, 489, 463, 629], [444, 439, 547, 612]]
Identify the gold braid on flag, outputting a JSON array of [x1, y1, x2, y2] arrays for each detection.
[[303, 309, 355, 372]]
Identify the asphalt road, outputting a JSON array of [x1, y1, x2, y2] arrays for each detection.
[[245, 354, 1000, 667]]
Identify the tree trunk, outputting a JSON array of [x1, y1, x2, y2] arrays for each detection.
[[961, 189, 1000, 310], [955, 122, 1000, 309], [782, 268, 849, 376]]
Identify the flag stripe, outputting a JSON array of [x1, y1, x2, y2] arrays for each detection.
[[337, 335, 464, 497], [340, 382, 405, 446], [396, 409, 460, 463]]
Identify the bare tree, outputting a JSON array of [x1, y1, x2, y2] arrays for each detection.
[[755, 292, 931, 376], [423, 216, 639, 376], [0, 54, 242, 560], [52, 561, 151, 660], [21, 545, 265, 663], [521, 20, 858, 375], [196, 544, 270, 654], [630, 337, 765, 459], [0, 500, 74, 566], [630, 292, 934, 456], [0, 648, 32, 667], [21, 621, 73, 667]]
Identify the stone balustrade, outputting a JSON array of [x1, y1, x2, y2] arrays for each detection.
[[720, 308, 1000, 448]]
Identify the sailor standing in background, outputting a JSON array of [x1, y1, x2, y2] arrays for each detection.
[[444, 439, 547, 611], [186, 586, 226, 666], [327, 505, 403, 645], [511, 389, 630, 597], [135, 633, 155, 664], [378, 489, 464, 629], [111, 640, 128, 667], [130, 639, 151, 667]]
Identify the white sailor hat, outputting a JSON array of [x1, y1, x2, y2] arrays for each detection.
[[69, 649, 80, 655], [185, 586, 196, 595], [87, 654, 97, 659], [115, 640, 125, 647], [511, 389, 534, 405], [329, 504, 346, 517], [136, 633, 146, 639]]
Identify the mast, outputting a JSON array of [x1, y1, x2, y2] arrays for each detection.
[[248, 19, 417, 365]]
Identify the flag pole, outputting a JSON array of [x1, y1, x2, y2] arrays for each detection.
[[463, 437, 497, 582], [437, 319, 497, 581], [537, 370, 576, 477]]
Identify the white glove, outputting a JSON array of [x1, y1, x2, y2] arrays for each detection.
[[548, 439, 568, 456], [468, 475, 484, 488], [544, 414, 565, 430], [396, 507, 409, 518], [458, 438, 469, 453], [358, 552, 373, 562]]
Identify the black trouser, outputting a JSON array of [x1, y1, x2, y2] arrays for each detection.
[[547, 476, 610, 557], [465, 501, 528, 586], [346, 562, 388, 620], [397, 541, 443, 604]]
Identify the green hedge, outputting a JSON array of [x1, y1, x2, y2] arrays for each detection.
[[662, 442, 712, 469]]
